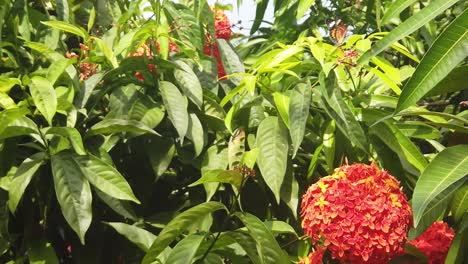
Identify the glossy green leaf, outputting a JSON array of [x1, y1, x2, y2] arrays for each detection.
[[228, 128, 246, 170], [396, 122, 441, 140], [142, 202, 227, 264], [186, 113, 205, 157], [95, 189, 137, 221], [426, 65, 468, 97], [45, 127, 85, 155], [395, 9, 468, 113], [412, 145, 468, 227], [381, 0, 417, 25], [29, 76, 57, 126], [251, 0, 268, 34], [217, 39, 245, 84], [297, 0, 315, 20], [358, 0, 458, 65], [201, 145, 229, 201], [451, 184, 468, 223], [8, 152, 45, 213], [234, 212, 289, 264], [280, 165, 299, 218], [47, 57, 75, 85], [0, 92, 16, 109], [165, 233, 206, 264], [256, 116, 289, 203], [173, 60, 203, 110], [105, 222, 156, 252], [41, 21, 87, 39], [74, 154, 139, 204], [323, 120, 336, 169], [88, 119, 159, 136], [273, 92, 290, 129], [189, 169, 243, 190], [159, 81, 189, 140], [289, 82, 311, 158], [51, 152, 92, 244], [129, 97, 165, 129]]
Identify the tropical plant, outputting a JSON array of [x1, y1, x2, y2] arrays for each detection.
[[0, 0, 466, 263]]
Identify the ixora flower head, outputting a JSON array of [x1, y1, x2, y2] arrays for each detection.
[[204, 7, 232, 79], [301, 162, 413, 263], [409, 221, 455, 264]]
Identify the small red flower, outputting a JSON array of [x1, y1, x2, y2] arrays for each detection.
[[66, 43, 97, 81], [301, 162, 413, 263], [409, 221, 455, 264], [299, 247, 325, 264], [204, 42, 226, 79]]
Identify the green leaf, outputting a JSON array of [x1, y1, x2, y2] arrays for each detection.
[[396, 122, 441, 140], [370, 120, 428, 173], [256, 116, 289, 204], [159, 81, 189, 140], [45, 127, 85, 155], [297, 0, 315, 20], [273, 92, 290, 129], [412, 145, 468, 227], [250, 0, 268, 35], [186, 113, 205, 157], [426, 65, 468, 97], [280, 165, 299, 218], [451, 184, 468, 223], [8, 153, 45, 213], [144, 135, 175, 180], [0, 92, 16, 109], [46, 58, 76, 85], [289, 82, 311, 158], [28, 239, 59, 264], [88, 119, 159, 136], [323, 120, 336, 169], [129, 97, 165, 129], [105, 222, 156, 252], [228, 128, 246, 170], [74, 154, 140, 204], [189, 169, 243, 190], [165, 233, 206, 264], [395, 9, 468, 113], [29, 76, 57, 126], [201, 145, 229, 201], [445, 224, 467, 264], [357, 0, 459, 65], [41, 21, 87, 39], [217, 39, 245, 85], [381, 0, 417, 25], [0, 109, 30, 137], [234, 212, 289, 264], [221, 231, 262, 264], [51, 152, 92, 244], [142, 202, 227, 264], [56, 0, 69, 23], [95, 190, 137, 221], [173, 60, 203, 109]]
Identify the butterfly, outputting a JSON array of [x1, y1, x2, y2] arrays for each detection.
[[330, 20, 348, 46]]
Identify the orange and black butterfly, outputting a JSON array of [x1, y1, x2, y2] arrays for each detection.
[[330, 20, 348, 46]]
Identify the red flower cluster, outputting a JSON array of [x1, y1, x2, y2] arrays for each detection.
[[66, 43, 97, 81], [203, 8, 232, 79], [409, 221, 455, 264], [301, 162, 413, 263], [129, 40, 179, 81], [299, 247, 325, 264]]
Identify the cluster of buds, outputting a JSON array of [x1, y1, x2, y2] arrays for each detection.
[[66, 43, 97, 81], [300, 162, 413, 263], [129, 40, 179, 81], [233, 164, 255, 178], [408, 221, 455, 264], [337, 49, 360, 67], [204, 7, 232, 79], [298, 247, 325, 264]]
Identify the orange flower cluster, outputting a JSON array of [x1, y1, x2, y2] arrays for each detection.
[[66, 43, 97, 81], [301, 162, 413, 263], [130, 40, 179, 81], [409, 221, 455, 264], [299, 247, 325, 264], [204, 8, 232, 79]]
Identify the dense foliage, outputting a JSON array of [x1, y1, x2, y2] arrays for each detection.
[[0, 0, 467, 263]]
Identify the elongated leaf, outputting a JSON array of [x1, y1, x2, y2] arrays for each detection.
[[273, 92, 290, 129], [221, 231, 262, 264], [106, 222, 156, 252], [256, 116, 289, 203], [173, 60, 203, 109], [74, 154, 139, 204], [88, 119, 158, 136], [51, 152, 92, 244], [186, 113, 205, 157], [234, 212, 289, 264], [297, 0, 315, 20], [29, 76, 57, 126], [189, 169, 243, 190], [381, 0, 417, 25], [0, 92, 16, 109], [165, 233, 206, 264], [8, 152, 45, 213], [396, 122, 441, 140], [358, 0, 458, 65], [142, 202, 227, 264], [251, 0, 268, 34], [289, 82, 311, 158], [95, 189, 137, 220], [444, 225, 467, 264], [159, 81, 189, 140], [217, 39, 245, 85], [395, 9, 468, 113], [45, 127, 85, 155], [129, 97, 165, 129], [426, 65, 468, 96], [144, 135, 175, 180], [201, 145, 229, 201], [47, 58, 76, 85], [0, 114, 37, 141], [412, 145, 468, 227], [41, 21, 87, 39], [451, 184, 468, 223], [228, 128, 246, 170]]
